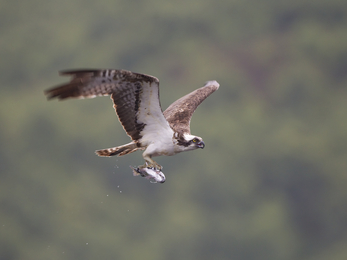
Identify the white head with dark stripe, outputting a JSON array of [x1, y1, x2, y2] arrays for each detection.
[[175, 133, 205, 151]]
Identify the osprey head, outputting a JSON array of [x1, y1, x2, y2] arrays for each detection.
[[176, 133, 205, 151]]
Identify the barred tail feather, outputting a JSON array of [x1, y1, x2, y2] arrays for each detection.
[[95, 142, 139, 157]]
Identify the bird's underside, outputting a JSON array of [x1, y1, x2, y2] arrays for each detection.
[[45, 69, 219, 172]]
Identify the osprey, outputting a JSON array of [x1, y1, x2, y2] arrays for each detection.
[[45, 69, 219, 170]]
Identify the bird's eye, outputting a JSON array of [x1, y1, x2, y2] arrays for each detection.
[[192, 138, 198, 143]]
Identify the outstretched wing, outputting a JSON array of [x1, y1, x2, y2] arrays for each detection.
[[45, 69, 172, 142], [163, 80, 219, 135]]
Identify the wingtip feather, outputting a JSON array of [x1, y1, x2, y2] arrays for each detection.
[[204, 80, 220, 90]]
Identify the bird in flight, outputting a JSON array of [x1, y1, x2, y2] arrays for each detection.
[[45, 69, 219, 171]]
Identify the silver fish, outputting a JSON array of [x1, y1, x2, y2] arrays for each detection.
[[130, 166, 166, 183]]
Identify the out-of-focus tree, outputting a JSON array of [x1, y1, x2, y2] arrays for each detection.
[[0, 0, 346, 259]]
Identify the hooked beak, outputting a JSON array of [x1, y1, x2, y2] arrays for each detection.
[[197, 141, 205, 149]]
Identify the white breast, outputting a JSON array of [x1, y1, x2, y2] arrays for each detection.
[[142, 126, 176, 157]]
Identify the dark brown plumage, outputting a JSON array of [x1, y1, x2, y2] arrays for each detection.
[[163, 81, 219, 135], [44, 69, 159, 142]]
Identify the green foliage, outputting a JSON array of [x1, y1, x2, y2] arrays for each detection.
[[1, 0, 347, 259]]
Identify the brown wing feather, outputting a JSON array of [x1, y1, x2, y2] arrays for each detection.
[[163, 80, 219, 135], [44, 69, 159, 141]]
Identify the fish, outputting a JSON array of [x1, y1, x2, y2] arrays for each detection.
[[130, 166, 166, 183]]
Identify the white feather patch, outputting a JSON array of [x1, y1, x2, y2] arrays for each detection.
[[136, 81, 175, 156]]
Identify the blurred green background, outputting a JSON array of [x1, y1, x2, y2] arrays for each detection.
[[1, 0, 347, 259]]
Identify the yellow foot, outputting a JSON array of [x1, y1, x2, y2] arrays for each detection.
[[138, 161, 163, 171]]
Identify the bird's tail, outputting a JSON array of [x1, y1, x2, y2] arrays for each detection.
[[95, 142, 140, 157]]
